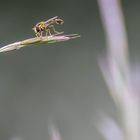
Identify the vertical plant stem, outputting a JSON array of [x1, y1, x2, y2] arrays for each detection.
[[97, 0, 140, 140]]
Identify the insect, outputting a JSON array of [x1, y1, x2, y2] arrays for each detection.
[[32, 16, 64, 37]]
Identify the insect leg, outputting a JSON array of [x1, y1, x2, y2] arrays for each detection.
[[40, 31, 44, 38], [46, 28, 52, 36], [36, 32, 41, 37], [49, 25, 60, 34]]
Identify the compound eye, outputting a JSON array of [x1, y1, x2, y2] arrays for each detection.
[[35, 27, 40, 32]]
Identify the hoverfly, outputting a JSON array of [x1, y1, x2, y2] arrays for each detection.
[[32, 16, 64, 37]]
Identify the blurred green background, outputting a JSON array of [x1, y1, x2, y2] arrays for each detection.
[[0, 0, 139, 140]]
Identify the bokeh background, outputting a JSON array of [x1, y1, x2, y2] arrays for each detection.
[[0, 0, 139, 140]]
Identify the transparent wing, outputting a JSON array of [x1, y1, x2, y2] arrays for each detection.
[[45, 16, 58, 25]]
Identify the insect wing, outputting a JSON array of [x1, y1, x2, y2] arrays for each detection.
[[45, 16, 58, 25]]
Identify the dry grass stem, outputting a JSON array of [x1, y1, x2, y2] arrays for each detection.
[[0, 33, 80, 53]]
